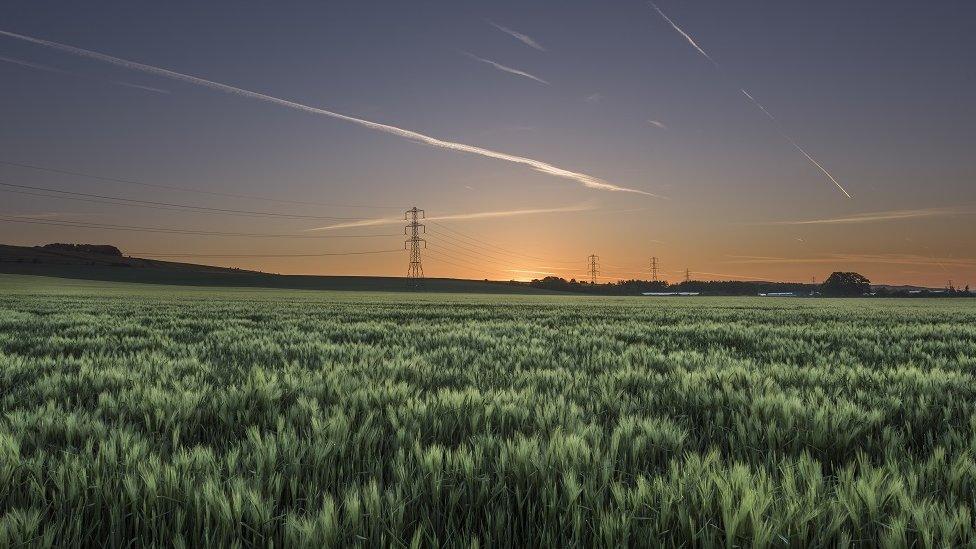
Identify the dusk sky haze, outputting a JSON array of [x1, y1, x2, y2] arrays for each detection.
[[1, 1, 973, 286]]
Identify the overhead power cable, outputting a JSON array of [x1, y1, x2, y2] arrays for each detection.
[[0, 159, 405, 210], [0, 181, 366, 220], [424, 234, 514, 266], [426, 223, 579, 265], [425, 249, 499, 278], [424, 247, 497, 271], [127, 249, 403, 258], [0, 215, 398, 238]]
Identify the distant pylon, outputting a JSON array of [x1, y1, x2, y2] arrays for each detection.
[[588, 254, 599, 284], [684, 268, 691, 283], [650, 257, 659, 282], [404, 206, 425, 283]]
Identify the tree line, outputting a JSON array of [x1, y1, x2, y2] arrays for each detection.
[[521, 272, 972, 297]]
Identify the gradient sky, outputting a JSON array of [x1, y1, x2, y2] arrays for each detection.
[[1, 1, 974, 286]]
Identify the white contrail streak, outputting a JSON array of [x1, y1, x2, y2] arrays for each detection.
[[115, 81, 171, 94], [308, 204, 592, 231], [648, 2, 716, 65], [486, 20, 546, 51], [0, 54, 70, 74], [647, 120, 668, 129], [781, 135, 852, 199], [740, 89, 775, 120], [739, 87, 851, 197], [0, 29, 651, 196], [646, 5, 852, 199], [461, 51, 549, 85]]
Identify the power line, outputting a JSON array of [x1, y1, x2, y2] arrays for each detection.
[[424, 236, 499, 265], [0, 159, 405, 210], [424, 249, 499, 279], [424, 248, 486, 270], [426, 227, 587, 274], [0, 181, 367, 220], [0, 215, 400, 238], [424, 230, 538, 266], [128, 249, 402, 258], [426, 233, 592, 278], [428, 220, 579, 264], [423, 240, 518, 276]]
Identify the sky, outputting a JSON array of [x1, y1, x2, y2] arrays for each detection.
[[1, 1, 974, 286]]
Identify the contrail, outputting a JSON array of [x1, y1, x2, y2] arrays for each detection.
[[647, 119, 668, 130], [646, 5, 852, 199], [648, 2, 716, 65], [461, 51, 549, 85], [0, 29, 651, 196], [308, 204, 592, 231], [115, 81, 170, 94], [739, 89, 775, 120], [0, 54, 70, 74], [739, 88, 851, 197], [486, 20, 546, 51], [781, 134, 853, 198], [1, 54, 170, 94]]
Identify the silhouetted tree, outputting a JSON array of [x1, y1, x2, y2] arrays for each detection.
[[821, 272, 871, 296]]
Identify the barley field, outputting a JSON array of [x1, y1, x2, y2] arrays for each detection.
[[1, 275, 975, 547]]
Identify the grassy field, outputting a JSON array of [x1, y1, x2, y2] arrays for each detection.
[[1, 274, 975, 546]]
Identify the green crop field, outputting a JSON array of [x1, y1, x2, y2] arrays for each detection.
[[1, 274, 975, 547]]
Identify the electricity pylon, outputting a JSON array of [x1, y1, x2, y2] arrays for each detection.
[[404, 206, 425, 283], [650, 257, 659, 282], [588, 254, 599, 284], [684, 268, 691, 283]]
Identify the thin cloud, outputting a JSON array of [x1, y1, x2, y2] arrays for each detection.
[[308, 204, 592, 231], [0, 211, 76, 219], [486, 20, 546, 51], [647, 119, 668, 130], [754, 206, 971, 226], [726, 254, 976, 268], [585, 93, 603, 103], [461, 51, 548, 85], [2, 54, 171, 94], [505, 269, 557, 276], [0, 30, 651, 195], [681, 270, 771, 281], [647, 5, 851, 199]]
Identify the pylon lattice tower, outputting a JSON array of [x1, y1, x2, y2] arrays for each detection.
[[404, 206, 425, 282], [650, 257, 659, 282], [684, 268, 691, 283], [588, 254, 599, 284]]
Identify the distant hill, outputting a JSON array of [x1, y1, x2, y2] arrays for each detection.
[[40, 243, 124, 257], [2, 243, 962, 297], [0, 243, 554, 294]]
